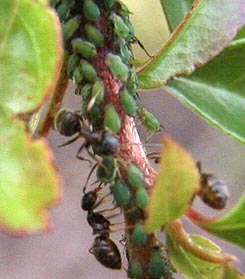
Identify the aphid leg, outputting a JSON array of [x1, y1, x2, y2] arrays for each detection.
[[134, 36, 154, 58]]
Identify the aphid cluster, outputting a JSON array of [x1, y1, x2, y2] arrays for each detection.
[[51, 0, 169, 277]]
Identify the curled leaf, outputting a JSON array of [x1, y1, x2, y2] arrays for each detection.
[[144, 137, 199, 233]]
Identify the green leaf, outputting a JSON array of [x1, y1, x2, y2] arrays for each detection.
[[201, 195, 245, 248], [160, 0, 193, 32], [0, 117, 61, 234], [144, 137, 199, 233], [138, 0, 245, 89], [167, 233, 243, 279], [164, 27, 245, 143], [0, 0, 63, 115], [0, 0, 63, 234]]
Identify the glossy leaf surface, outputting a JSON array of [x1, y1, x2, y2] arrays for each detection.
[[167, 233, 243, 279], [164, 26, 245, 143], [144, 137, 199, 233], [160, 0, 193, 32], [138, 0, 245, 89]]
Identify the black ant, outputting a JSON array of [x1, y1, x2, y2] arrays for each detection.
[[81, 185, 122, 269], [54, 110, 119, 159]]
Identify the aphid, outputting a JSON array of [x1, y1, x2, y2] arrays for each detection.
[[130, 224, 147, 247], [102, 0, 115, 10], [126, 163, 143, 189], [96, 157, 117, 183], [72, 38, 97, 59], [114, 38, 131, 63], [103, 104, 121, 133], [56, 0, 70, 22], [79, 84, 92, 97], [128, 259, 143, 279], [62, 16, 80, 41], [127, 68, 138, 95], [110, 13, 130, 39], [83, 0, 100, 22], [67, 54, 79, 79], [73, 66, 83, 83], [84, 24, 104, 47], [112, 179, 131, 207], [90, 235, 122, 269], [148, 245, 175, 279], [105, 53, 129, 82], [90, 79, 104, 106], [197, 162, 229, 210], [138, 107, 160, 132], [135, 188, 148, 210], [53, 110, 81, 137], [119, 88, 137, 117], [81, 60, 97, 82]]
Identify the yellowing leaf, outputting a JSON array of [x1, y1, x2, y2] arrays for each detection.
[[0, 118, 62, 234], [144, 137, 199, 233]]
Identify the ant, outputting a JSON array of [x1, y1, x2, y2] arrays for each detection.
[[81, 185, 122, 269], [54, 110, 119, 161]]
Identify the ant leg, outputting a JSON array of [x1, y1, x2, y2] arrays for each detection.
[[58, 134, 80, 147], [83, 163, 98, 193], [76, 142, 93, 166]]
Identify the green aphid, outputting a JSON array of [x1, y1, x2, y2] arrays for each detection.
[[114, 38, 131, 63], [83, 0, 100, 22], [128, 259, 143, 279], [101, 0, 115, 10], [96, 157, 117, 183], [56, 1, 70, 21], [105, 53, 129, 82], [127, 68, 138, 95], [67, 54, 79, 78], [138, 107, 160, 132], [89, 104, 103, 128], [81, 61, 97, 82], [126, 163, 143, 189], [119, 88, 137, 117], [112, 179, 131, 207], [73, 66, 83, 83], [114, 1, 130, 17], [80, 84, 92, 97], [124, 18, 135, 41], [110, 13, 130, 39], [91, 79, 104, 105], [135, 188, 148, 210], [130, 224, 147, 247], [62, 16, 80, 41], [148, 246, 175, 279], [104, 104, 121, 133], [72, 38, 97, 59], [84, 24, 104, 47]]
